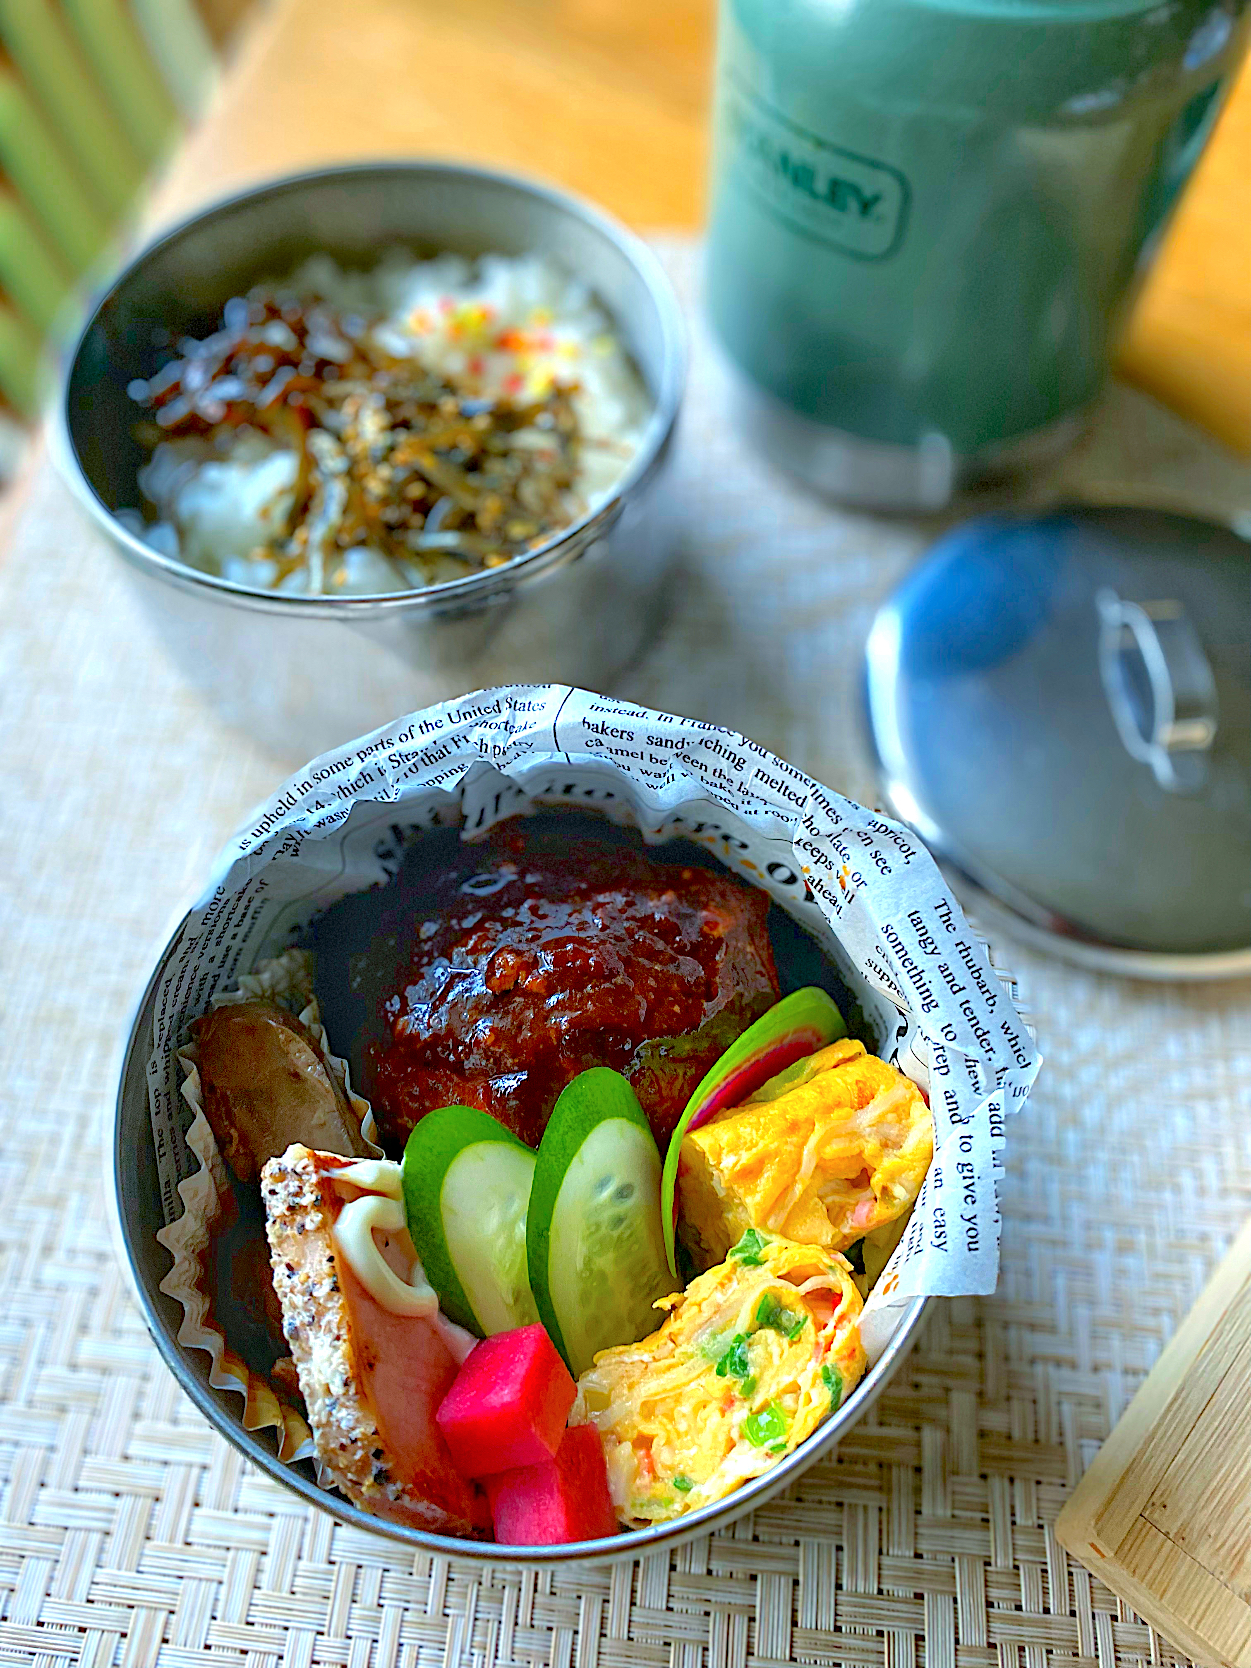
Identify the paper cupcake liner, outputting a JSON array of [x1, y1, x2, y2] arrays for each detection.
[[155, 948, 380, 1465]]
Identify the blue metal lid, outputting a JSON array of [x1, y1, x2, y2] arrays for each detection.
[[864, 506, 1250, 965]]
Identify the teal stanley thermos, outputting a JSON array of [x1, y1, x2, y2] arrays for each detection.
[[706, 0, 1248, 507]]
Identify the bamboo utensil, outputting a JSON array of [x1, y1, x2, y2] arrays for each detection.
[[1057, 1218, 1251, 1668]]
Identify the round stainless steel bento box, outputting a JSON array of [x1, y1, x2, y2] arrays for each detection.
[[114, 941, 928, 1567], [58, 163, 685, 762]]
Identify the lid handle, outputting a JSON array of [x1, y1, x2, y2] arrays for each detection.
[[1096, 588, 1219, 794]]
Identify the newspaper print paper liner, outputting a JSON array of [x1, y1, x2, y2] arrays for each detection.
[[155, 948, 380, 1463], [145, 685, 1041, 1478]]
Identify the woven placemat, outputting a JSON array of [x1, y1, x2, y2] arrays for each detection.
[[1, 241, 1248, 1668]]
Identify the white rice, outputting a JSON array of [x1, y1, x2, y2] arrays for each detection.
[[131, 251, 653, 596]]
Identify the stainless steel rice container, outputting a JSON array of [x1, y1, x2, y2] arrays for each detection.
[[58, 163, 686, 762]]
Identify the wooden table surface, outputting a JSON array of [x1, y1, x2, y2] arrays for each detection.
[[143, 0, 1251, 455]]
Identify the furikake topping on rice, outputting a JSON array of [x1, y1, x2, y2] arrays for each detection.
[[125, 254, 649, 596]]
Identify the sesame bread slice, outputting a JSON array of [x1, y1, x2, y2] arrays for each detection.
[[262, 1144, 486, 1534]]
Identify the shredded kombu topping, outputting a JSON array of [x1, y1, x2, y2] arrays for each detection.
[[129, 291, 583, 591]]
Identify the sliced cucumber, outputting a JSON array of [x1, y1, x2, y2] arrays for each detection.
[[402, 1106, 538, 1336], [527, 1068, 678, 1378], [660, 987, 847, 1273]]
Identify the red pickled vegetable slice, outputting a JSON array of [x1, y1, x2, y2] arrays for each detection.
[[486, 1424, 618, 1546], [659, 987, 847, 1273], [436, 1324, 575, 1477]]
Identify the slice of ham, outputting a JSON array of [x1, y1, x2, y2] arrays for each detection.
[[262, 1144, 488, 1534]]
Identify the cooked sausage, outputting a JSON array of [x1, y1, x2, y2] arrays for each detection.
[[194, 1000, 369, 1182]]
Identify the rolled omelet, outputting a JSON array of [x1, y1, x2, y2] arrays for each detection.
[[677, 1038, 933, 1269], [575, 1233, 866, 1524]]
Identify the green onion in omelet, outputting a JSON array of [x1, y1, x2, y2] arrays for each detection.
[[574, 1232, 867, 1524]]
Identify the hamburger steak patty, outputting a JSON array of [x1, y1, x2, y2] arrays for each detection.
[[353, 819, 780, 1150]]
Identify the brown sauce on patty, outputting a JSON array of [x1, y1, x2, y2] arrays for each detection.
[[345, 818, 780, 1149]]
